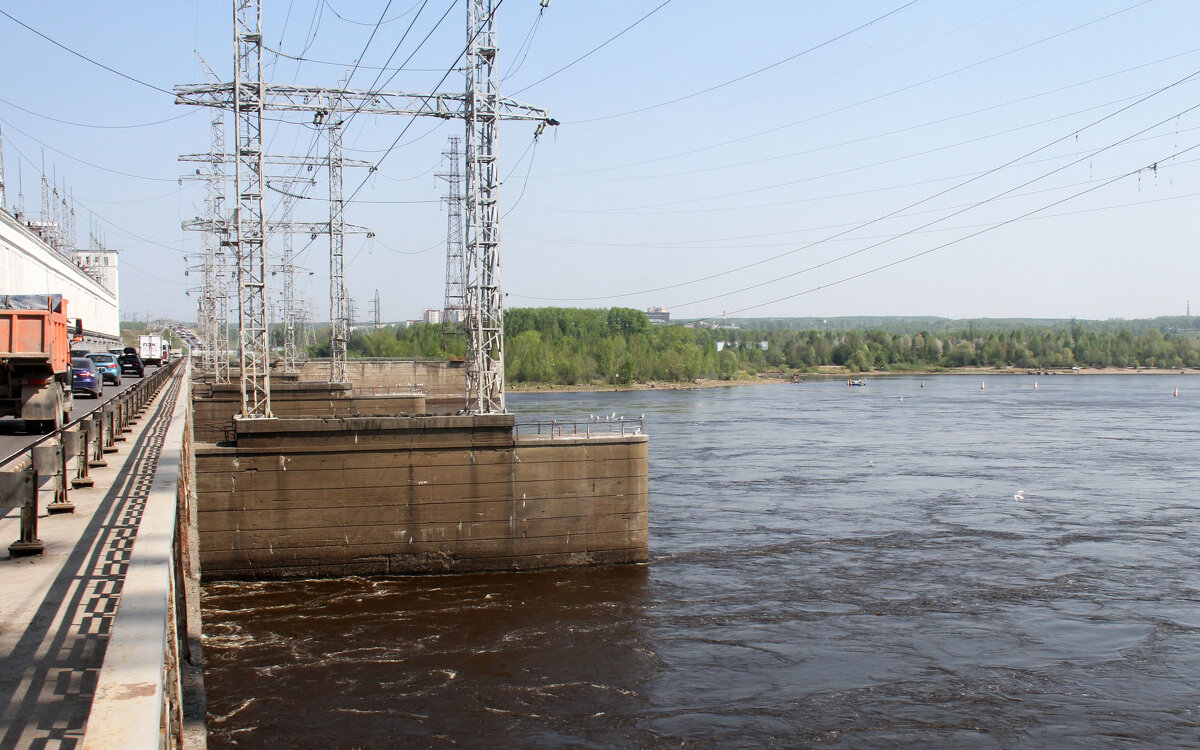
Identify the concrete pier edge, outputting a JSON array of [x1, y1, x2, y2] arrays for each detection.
[[82, 360, 205, 749]]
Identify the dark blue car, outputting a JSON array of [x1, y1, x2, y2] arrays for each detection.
[[71, 357, 104, 399]]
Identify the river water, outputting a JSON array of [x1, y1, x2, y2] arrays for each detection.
[[202, 375, 1200, 748]]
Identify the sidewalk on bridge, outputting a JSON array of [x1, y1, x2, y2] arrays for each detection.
[[0, 368, 201, 748]]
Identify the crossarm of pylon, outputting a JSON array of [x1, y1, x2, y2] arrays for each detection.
[[175, 83, 556, 123]]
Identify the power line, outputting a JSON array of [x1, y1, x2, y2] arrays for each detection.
[[0, 118, 178, 183], [511, 66, 1200, 304], [526, 87, 1176, 217], [706, 142, 1200, 319], [568, 0, 925, 123], [340, 0, 398, 91], [322, 0, 422, 27], [263, 44, 444, 72], [554, 0, 1161, 177], [671, 100, 1200, 314], [537, 47, 1200, 183], [509, 0, 677, 96], [0, 96, 194, 130], [0, 8, 174, 96], [342, 0, 508, 212]]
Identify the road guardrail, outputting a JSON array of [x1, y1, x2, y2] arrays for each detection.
[[1, 357, 182, 556]]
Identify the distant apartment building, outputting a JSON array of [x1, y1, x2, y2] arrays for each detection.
[[444, 306, 467, 324], [646, 306, 670, 325], [424, 308, 443, 324]]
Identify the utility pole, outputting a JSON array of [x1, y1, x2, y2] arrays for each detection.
[[438, 136, 466, 344], [372, 289, 382, 329]]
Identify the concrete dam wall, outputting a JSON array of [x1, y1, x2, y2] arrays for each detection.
[[191, 363, 649, 580], [194, 414, 648, 579]]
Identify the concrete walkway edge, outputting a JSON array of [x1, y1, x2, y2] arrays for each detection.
[[82, 360, 194, 749]]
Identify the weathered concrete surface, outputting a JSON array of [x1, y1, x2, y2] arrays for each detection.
[[297, 358, 467, 401], [195, 415, 648, 579], [191, 380, 425, 442]]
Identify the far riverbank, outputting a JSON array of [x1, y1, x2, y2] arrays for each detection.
[[508, 366, 1197, 394]]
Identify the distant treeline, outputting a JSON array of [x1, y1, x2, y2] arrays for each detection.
[[330, 308, 1200, 383]]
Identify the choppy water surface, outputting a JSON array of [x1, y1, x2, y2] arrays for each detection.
[[203, 375, 1200, 748]]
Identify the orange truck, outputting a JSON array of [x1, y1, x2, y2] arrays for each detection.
[[0, 295, 73, 432]]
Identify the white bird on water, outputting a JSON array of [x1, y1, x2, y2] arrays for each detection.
[[1014, 489, 1026, 501]]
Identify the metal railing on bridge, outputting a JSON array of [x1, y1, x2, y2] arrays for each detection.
[[514, 414, 645, 439], [0, 357, 181, 555]]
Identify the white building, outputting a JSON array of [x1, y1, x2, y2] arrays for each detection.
[[74, 247, 120, 296]]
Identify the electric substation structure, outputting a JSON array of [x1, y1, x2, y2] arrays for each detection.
[[176, 0, 555, 415], [179, 151, 375, 376], [437, 136, 466, 348], [271, 174, 312, 373], [178, 109, 228, 380]]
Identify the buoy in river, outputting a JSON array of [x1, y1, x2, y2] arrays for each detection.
[[1174, 387, 1179, 397]]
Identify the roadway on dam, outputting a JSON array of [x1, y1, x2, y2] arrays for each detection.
[[0, 368, 184, 748]]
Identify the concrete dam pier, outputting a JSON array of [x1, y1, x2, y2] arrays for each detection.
[[191, 363, 649, 580]]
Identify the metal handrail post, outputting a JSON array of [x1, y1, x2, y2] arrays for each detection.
[[90, 413, 108, 468], [72, 420, 95, 487], [6, 467, 42, 556], [102, 407, 118, 453]]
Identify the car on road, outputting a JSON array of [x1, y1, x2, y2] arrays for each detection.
[[118, 352, 145, 377], [85, 352, 122, 385], [71, 357, 104, 399]]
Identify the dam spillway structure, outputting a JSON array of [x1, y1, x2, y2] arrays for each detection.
[[190, 361, 649, 580]]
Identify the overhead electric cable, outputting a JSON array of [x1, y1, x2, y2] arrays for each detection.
[[509, 0, 677, 96], [341, 0, 506, 213], [323, 0, 421, 26], [558, 0, 1160, 177], [539, 47, 1200, 183], [513, 65, 1200, 303], [1, 118, 177, 183], [566, 0, 925, 122], [0, 9, 174, 96], [0, 97, 193, 129], [536, 86, 1189, 215], [340, 0, 397, 91], [263, 44, 444, 72], [702, 142, 1200, 319], [670, 100, 1200, 313]]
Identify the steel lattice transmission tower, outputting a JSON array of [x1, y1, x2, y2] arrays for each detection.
[[179, 104, 230, 381], [465, 0, 508, 413], [231, 0, 271, 418], [438, 136, 466, 339], [326, 114, 350, 383], [264, 171, 317, 372], [177, 0, 554, 412]]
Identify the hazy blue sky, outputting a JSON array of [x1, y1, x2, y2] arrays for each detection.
[[2, 0, 1198, 323]]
